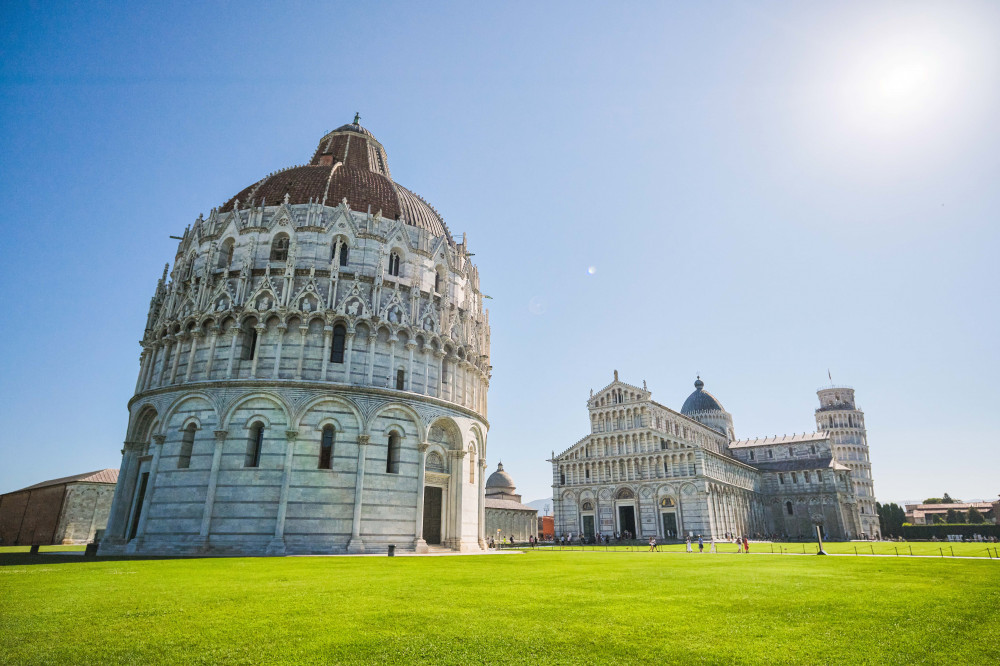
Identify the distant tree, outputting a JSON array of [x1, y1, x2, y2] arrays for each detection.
[[968, 508, 985, 524], [877, 502, 907, 537], [942, 493, 958, 504], [931, 514, 944, 524], [945, 508, 964, 524], [923, 497, 944, 504]]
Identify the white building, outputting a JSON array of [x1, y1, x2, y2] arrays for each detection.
[[100, 120, 491, 556], [483, 463, 538, 542], [551, 372, 877, 541]]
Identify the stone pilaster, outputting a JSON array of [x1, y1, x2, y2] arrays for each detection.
[[267, 430, 298, 555], [413, 442, 429, 553], [347, 435, 369, 553]]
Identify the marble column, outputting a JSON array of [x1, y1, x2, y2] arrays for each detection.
[[477, 458, 487, 549], [131, 434, 166, 550], [197, 430, 228, 548], [101, 440, 144, 547], [184, 331, 202, 382], [268, 430, 298, 554], [413, 442, 429, 553], [321, 326, 333, 380], [405, 342, 415, 391], [272, 324, 287, 379], [169, 334, 185, 384], [295, 325, 307, 380], [205, 325, 220, 379], [250, 325, 265, 377], [347, 435, 369, 553]]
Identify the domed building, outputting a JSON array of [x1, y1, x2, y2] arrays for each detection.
[[551, 372, 875, 542], [483, 463, 538, 542], [100, 120, 491, 556], [680, 376, 735, 440]]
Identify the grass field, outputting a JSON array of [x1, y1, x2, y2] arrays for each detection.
[[536, 540, 1000, 558], [2, 549, 998, 665]]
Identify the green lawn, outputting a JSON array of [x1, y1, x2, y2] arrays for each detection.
[[1, 549, 997, 665], [536, 540, 1000, 558]]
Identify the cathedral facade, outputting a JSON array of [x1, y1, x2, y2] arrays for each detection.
[[550, 373, 878, 541], [100, 121, 491, 556]]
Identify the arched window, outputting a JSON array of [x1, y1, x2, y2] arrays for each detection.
[[469, 449, 475, 483], [330, 324, 346, 363], [338, 243, 349, 266], [786, 501, 794, 516], [246, 423, 264, 468], [219, 238, 235, 269], [560, 472, 566, 485], [396, 368, 405, 390], [434, 269, 442, 293], [319, 425, 334, 469], [270, 234, 289, 262], [388, 251, 401, 277], [242, 323, 258, 361], [386, 432, 401, 474], [178, 423, 196, 469], [441, 357, 448, 385]]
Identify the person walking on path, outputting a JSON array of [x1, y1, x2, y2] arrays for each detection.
[[743, 536, 750, 554], [698, 535, 704, 553], [710, 539, 717, 553], [686, 536, 692, 553], [737, 538, 743, 554]]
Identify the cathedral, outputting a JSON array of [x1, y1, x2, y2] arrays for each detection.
[[100, 120, 491, 556], [550, 372, 879, 541]]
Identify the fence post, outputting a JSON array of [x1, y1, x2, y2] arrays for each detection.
[[854, 546, 858, 556], [939, 548, 943, 558], [870, 544, 874, 555], [895, 547, 899, 557], [909, 545, 913, 556], [950, 546, 954, 557]]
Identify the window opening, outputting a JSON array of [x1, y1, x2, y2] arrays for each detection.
[[246, 424, 264, 467], [178, 424, 196, 469], [330, 324, 346, 363], [386, 432, 400, 474], [270, 235, 289, 262], [319, 425, 334, 469]]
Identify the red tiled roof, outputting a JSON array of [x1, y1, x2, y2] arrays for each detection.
[[3, 469, 119, 495], [219, 123, 452, 241]]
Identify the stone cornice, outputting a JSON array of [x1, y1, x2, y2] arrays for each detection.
[[129, 378, 489, 428]]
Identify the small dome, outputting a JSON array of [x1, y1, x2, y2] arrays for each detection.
[[486, 462, 516, 492], [681, 376, 725, 414]]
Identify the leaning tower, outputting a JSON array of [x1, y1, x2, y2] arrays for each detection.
[[815, 386, 879, 538]]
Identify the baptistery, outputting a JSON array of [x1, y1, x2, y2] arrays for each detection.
[[101, 120, 491, 555]]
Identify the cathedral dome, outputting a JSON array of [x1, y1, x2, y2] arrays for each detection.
[[219, 121, 451, 241], [486, 463, 516, 493], [681, 377, 725, 414]]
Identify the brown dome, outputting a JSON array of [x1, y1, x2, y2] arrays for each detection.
[[219, 122, 451, 240]]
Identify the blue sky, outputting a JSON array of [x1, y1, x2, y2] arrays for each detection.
[[1, 2, 998, 505]]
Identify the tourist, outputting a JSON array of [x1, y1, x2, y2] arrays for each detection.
[[685, 536, 692, 553], [710, 539, 716, 553], [737, 538, 743, 554], [698, 535, 704, 553], [743, 536, 749, 554], [649, 537, 655, 552]]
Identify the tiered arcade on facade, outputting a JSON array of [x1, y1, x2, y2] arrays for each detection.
[[551, 372, 877, 541], [101, 121, 491, 556]]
